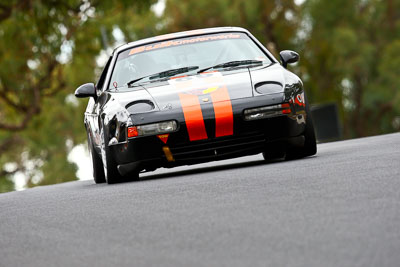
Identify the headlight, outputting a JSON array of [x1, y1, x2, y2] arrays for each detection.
[[244, 104, 291, 121], [127, 120, 177, 138]]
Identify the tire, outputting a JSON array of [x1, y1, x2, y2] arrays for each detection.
[[100, 123, 139, 184], [87, 132, 106, 184], [100, 124, 125, 184], [285, 93, 317, 160]]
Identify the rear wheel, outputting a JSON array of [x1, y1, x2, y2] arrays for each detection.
[[286, 94, 317, 160], [87, 132, 106, 184]]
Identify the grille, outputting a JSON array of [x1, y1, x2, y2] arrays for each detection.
[[170, 133, 266, 161]]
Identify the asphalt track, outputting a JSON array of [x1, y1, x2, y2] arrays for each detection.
[[1, 133, 400, 267]]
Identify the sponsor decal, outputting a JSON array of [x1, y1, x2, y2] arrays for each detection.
[[294, 92, 306, 107], [289, 92, 305, 108], [169, 72, 224, 94], [129, 33, 242, 56], [157, 134, 169, 144], [202, 86, 218, 94]]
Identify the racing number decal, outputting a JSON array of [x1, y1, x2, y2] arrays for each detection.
[[179, 93, 208, 141], [173, 72, 234, 141], [210, 86, 233, 137]]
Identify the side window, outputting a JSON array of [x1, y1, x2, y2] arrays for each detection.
[[96, 57, 112, 91]]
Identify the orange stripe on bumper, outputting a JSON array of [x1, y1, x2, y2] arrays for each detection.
[[179, 93, 208, 141], [210, 87, 233, 137]]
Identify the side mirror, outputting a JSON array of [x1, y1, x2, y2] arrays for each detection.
[[75, 83, 96, 99], [279, 50, 299, 68]]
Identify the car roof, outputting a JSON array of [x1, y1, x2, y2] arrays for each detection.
[[113, 26, 250, 55]]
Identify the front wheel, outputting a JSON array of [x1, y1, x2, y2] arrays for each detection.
[[87, 132, 106, 184], [100, 125, 125, 184], [100, 124, 140, 184], [286, 94, 317, 160]]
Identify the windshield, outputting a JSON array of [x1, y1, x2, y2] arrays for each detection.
[[108, 32, 272, 90]]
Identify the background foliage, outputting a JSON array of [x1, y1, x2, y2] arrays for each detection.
[[0, 0, 399, 192]]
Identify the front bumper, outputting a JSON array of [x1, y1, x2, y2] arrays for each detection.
[[113, 111, 306, 175], [108, 92, 307, 175]]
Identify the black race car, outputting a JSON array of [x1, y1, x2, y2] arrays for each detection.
[[75, 27, 317, 184]]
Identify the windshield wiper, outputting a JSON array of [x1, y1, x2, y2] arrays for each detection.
[[127, 66, 199, 87], [197, 60, 263, 74]]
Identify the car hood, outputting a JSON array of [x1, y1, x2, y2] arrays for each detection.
[[110, 63, 286, 112]]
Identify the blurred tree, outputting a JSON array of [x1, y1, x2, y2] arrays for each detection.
[[0, 0, 157, 192], [301, 0, 400, 137], [163, 0, 301, 57]]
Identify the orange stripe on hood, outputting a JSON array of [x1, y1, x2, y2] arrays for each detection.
[[179, 93, 208, 141], [210, 86, 233, 137]]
